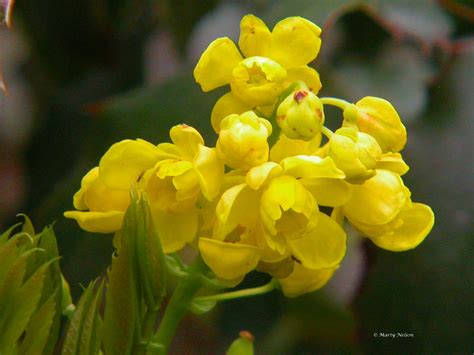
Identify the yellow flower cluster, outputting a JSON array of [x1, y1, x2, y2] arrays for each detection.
[[65, 15, 434, 297]]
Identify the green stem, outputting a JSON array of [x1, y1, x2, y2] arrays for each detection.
[[320, 97, 350, 111], [194, 279, 278, 303], [151, 256, 208, 354]]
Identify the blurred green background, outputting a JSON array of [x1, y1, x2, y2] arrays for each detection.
[[1, 0, 473, 353]]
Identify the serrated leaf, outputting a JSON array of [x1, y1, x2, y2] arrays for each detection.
[[18, 214, 36, 237], [189, 298, 217, 315], [79, 280, 104, 355], [102, 228, 141, 355], [19, 288, 59, 355], [62, 281, 96, 355], [0, 258, 54, 353], [132, 195, 167, 311]]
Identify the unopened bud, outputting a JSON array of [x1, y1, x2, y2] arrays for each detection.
[[276, 89, 324, 141], [329, 127, 382, 183], [217, 111, 272, 170]]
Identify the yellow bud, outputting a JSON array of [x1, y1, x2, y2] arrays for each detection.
[[345, 97, 407, 152], [276, 89, 324, 141], [217, 111, 272, 170], [230, 56, 287, 106], [328, 127, 382, 183]]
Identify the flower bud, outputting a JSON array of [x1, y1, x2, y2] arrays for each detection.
[[230, 56, 287, 106], [328, 127, 382, 183], [217, 111, 272, 170], [344, 97, 407, 152], [276, 89, 324, 141]]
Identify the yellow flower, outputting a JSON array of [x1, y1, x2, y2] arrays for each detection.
[[64, 167, 130, 233], [328, 127, 382, 183], [199, 156, 347, 283], [194, 15, 322, 127], [279, 263, 337, 298], [344, 97, 407, 152], [144, 124, 224, 253], [276, 88, 324, 141], [269, 133, 322, 162], [216, 111, 272, 170], [64, 139, 163, 233], [343, 169, 434, 251]]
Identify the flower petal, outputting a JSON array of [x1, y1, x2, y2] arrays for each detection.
[[302, 178, 352, 207], [281, 155, 345, 179], [376, 152, 409, 175], [199, 238, 261, 280], [366, 203, 434, 251], [246, 162, 282, 190], [211, 92, 252, 133], [170, 124, 204, 159], [270, 134, 321, 162], [343, 169, 407, 225], [194, 145, 224, 200], [99, 139, 161, 190], [269, 17, 322, 68], [279, 263, 336, 298], [152, 208, 198, 253], [193, 37, 243, 92], [64, 211, 124, 233], [238, 14, 272, 57], [286, 66, 322, 94], [288, 212, 346, 269], [214, 184, 259, 240]]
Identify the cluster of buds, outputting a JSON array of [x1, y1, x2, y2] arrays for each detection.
[[66, 15, 434, 297]]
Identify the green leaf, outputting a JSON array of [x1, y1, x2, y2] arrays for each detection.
[[61, 279, 104, 355], [18, 288, 60, 355], [0, 222, 22, 245], [0, 258, 54, 353], [132, 195, 167, 311], [18, 214, 36, 237], [226, 334, 255, 355], [102, 228, 141, 354]]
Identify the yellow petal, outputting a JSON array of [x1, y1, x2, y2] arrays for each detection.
[[230, 56, 287, 106], [64, 211, 124, 233], [281, 155, 345, 179], [157, 160, 193, 179], [270, 134, 321, 162], [343, 169, 407, 225], [211, 92, 252, 133], [99, 139, 161, 190], [199, 238, 261, 280], [302, 178, 352, 207], [279, 263, 336, 298], [269, 17, 322, 68], [194, 145, 224, 200], [353, 96, 407, 153], [214, 184, 260, 240], [288, 212, 346, 269], [238, 14, 272, 57], [72, 167, 100, 210], [376, 152, 409, 175], [246, 162, 282, 190], [172, 169, 200, 201], [286, 66, 322, 94], [169, 124, 204, 159], [193, 37, 243, 92], [152, 209, 198, 253], [367, 203, 434, 251]]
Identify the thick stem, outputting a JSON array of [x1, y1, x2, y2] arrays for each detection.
[[151, 256, 208, 354]]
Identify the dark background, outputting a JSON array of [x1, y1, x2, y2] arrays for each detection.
[[1, 0, 473, 353]]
